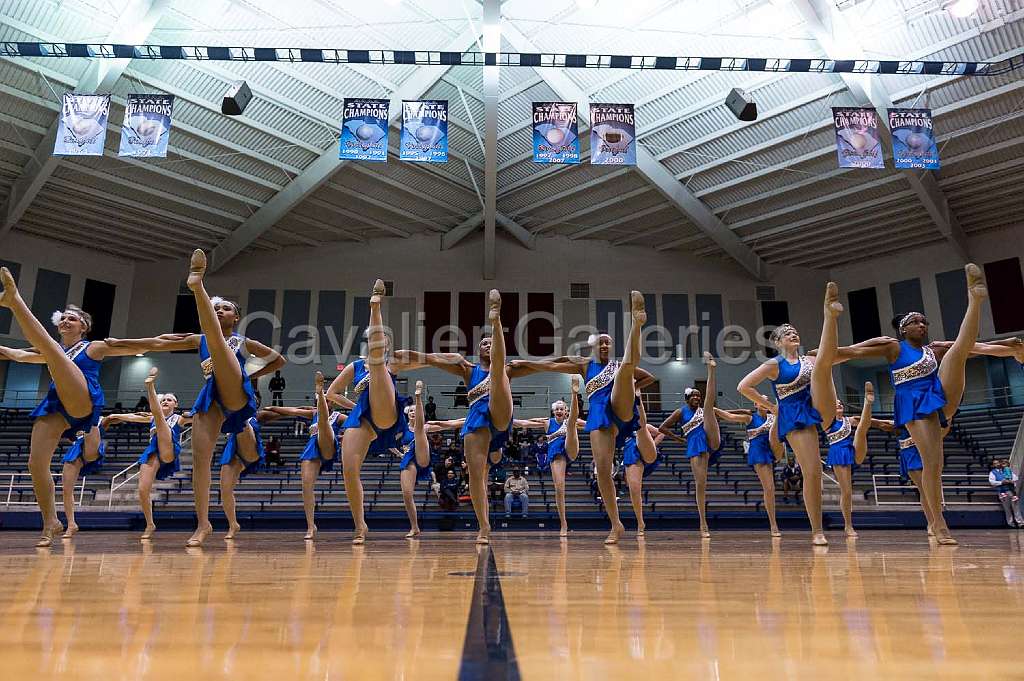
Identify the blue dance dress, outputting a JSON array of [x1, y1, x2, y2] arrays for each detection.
[[190, 334, 257, 434], [30, 340, 104, 439]]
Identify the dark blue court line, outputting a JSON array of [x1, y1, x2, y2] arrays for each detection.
[[457, 547, 521, 681]]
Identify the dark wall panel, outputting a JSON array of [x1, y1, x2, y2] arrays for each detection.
[[424, 291, 451, 354], [695, 293, 724, 356], [848, 287, 882, 343], [760, 300, 790, 358], [82, 278, 116, 340], [935, 268, 968, 341], [317, 290, 346, 356], [595, 299, 624, 355], [663, 294, 691, 359], [499, 291, 520, 357], [280, 290, 311, 354], [30, 268, 70, 327], [458, 291, 485, 354], [244, 289, 276, 347], [525, 292, 554, 357], [985, 257, 1024, 334], [889, 278, 924, 319], [351, 296, 369, 357]]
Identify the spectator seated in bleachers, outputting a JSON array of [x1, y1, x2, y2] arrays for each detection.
[[438, 469, 461, 511], [265, 436, 283, 468], [504, 468, 529, 517], [989, 458, 1024, 528], [780, 458, 802, 503]]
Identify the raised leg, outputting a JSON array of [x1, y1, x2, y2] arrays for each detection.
[[186, 408, 222, 547], [314, 372, 336, 461], [366, 279, 397, 430], [853, 382, 874, 465], [833, 465, 857, 538], [220, 460, 243, 539], [464, 429, 493, 544], [702, 352, 721, 451], [138, 459, 160, 539], [400, 467, 420, 538], [61, 460, 83, 538], [787, 427, 827, 545], [566, 376, 581, 461], [29, 415, 65, 547], [939, 264, 988, 421], [811, 282, 843, 425], [626, 464, 646, 536], [610, 291, 645, 422], [486, 290, 513, 430], [690, 454, 711, 538], [144, 369, 176, 465], [550, 456, 569, 537], [754, 463, 780, 536], [0, 267, 90, 417], [186, 250, 247, 411], [300, 459, 320, 540], [905, 415, 954, 544], [412, 381, 430, 469], [590, 428, 624, 544], [341, 424, 373, 544]]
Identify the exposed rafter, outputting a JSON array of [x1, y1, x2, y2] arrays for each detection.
[[0, 0, 172, 241]]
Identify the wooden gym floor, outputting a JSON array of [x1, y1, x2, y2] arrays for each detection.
[[1, 530, 1023, 680]]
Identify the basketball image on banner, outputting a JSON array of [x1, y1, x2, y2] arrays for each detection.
[[118, 94, 174, 158], [532, 102, 580, 164], [832, 107, 884, 169], [340, 98, 389, 162], [590, 103, 636, 166], [889, 108, 940, 170], [400, 100, 448, 163], [54, 93, 110, 156]]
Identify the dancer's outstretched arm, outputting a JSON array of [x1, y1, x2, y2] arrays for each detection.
[[326, 394, 356, 410], [266, 405, 317, 419], [425, 418, 466, 432], [714, 408, 752, 425], [931, 338, 1024, 361], [0, 346, 46, 363], [811, 337, 900, 366], [507, 357, 587, 377], [104, 333, 201, 354], [392, 350, 473, 379], [512, 418, 549, 431]]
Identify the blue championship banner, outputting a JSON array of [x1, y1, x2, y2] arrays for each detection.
[[340, 98, 389, 162], [590, 103, 635, 166], [118, 93, 174, 157], [832, 107, 884, 169], [400, 100, 448, 163], [532, 102, 580, 164], [889, 108, 939, 170], [54, 93, 110, 156]]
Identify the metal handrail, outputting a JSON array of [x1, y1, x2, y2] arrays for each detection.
[[4, 472, 86, 507], [107, 424, 193, 507], [871, 473, 996, 507]]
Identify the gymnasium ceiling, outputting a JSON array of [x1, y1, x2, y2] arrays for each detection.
[[0, 0, 1022, 275]]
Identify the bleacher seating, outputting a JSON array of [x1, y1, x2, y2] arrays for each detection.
[[1, 402, 1021, 517]]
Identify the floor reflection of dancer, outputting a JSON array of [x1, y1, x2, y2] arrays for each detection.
[[738, 282, 844, 546], [0, 287, 149, 546], [624, 393, 666, 538], [511, 376, 584, 537], [657, 352, 722, 538], [104, 250, 285, 546], [509, 291, 653, 544], [269, 372, 354, 541], [327, 280, 409, 545], [393, 290, 512, 545], [715, 399, 784, 537], [396, 382, 464, 538], [823, 266, 1022, 544]]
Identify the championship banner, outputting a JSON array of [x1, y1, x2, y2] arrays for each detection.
[[400, 100, 448, 163], [889, 108, 940, 170], [832, 107, 883, 169], [339, 98, 389, 162], [532, 102, 580, 164], [118, 93, 174, 158], [54, 93, 110, 156], [590, 103, 636, 166]]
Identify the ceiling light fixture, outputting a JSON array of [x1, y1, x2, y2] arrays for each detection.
[[577, 0, 598, 9], [944, 0, 979, 18]]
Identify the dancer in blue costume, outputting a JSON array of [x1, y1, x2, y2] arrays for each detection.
[[624, 393, 666, 538], [509, 291, 654, 544], [658, 352, 722, 538], [0, 282, 153, 546], [393, 289, 513, 545], [104, 250, 284, 546], [824, 265, 1024, 544], [510, 376, 584, 537], [739, 281, 844, 546], [270, 372, 354, 540], [327, 280, 410, 545], [716, 398, 785, 537], [822, 382, 892, 538], [895, 428, 936, 536], [396, 381, 466, 538], [59, 413, 120, 538]]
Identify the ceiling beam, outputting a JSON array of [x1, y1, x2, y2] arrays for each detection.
[[442, 213, 485, 250], [788, 0, 971, 262], [0, 0, 172, 242], [502, 22, 768, 280], [569, 203, 674, 240], [209, 26, 482, 272]]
